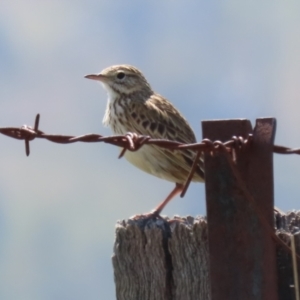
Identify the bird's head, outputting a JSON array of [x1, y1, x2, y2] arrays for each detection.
[[85, 64, 153, 97]]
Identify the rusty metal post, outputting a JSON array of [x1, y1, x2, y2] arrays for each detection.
[[202, 118, 278, 300]]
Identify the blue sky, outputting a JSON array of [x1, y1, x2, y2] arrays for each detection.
[[1, 1, 300, 299]]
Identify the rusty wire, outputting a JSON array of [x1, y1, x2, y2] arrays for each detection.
[[1, 113, 300, 198]]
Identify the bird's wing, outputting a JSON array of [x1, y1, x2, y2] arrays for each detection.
[[126, 94, 204, 181]]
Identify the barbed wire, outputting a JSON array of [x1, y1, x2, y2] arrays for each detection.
[[2, 114, 300, 154], [1, 113, 300, 198]]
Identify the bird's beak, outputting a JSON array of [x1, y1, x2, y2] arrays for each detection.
[[84, 74, 106, 81]]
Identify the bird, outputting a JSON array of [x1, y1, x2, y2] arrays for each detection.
[[85, 64, 204, 216]]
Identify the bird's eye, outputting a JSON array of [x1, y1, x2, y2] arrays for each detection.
[[117, 72, 125, 80]]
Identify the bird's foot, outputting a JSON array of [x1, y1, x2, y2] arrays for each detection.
[[129, 209, 163, 221]]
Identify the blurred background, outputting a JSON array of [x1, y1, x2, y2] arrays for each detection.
[[1, 1, 300, 299]]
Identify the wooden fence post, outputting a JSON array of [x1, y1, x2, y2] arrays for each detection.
[[113, 217, 210, 300], [202, 118, 278, 300]]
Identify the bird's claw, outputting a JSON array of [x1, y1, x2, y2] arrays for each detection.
[[129, 209, 163, 221]]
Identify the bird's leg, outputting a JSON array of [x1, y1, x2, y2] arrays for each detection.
[[130, 183, 184, 220], [151, 183, 184, 217]]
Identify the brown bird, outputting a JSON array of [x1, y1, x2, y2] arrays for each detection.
[[85, 65, 204, 216]]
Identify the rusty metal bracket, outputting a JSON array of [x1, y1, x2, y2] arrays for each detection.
[[202, 118, 278, 300]]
